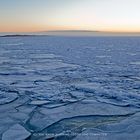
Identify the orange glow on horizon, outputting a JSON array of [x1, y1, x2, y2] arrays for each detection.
[[0, 24, 140, 33], [1, 0, 140, 33]]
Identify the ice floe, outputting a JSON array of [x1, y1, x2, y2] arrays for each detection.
[[2, 124, 31, 140], [0, 36, 140, 140], [0, 91, 18, 105]]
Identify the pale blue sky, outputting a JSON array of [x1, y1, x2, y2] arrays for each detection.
[[0, 0, 140, 32]]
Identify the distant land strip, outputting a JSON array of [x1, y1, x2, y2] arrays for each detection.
[[0, 31, 140, 37], [0, 35, 37, 37]]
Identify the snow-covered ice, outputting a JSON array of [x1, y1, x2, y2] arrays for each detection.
[[0, 36, 140, 139], [2, 124, 31, 140], [0, 91, 18, 105]]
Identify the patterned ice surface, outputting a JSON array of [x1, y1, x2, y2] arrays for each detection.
[[0, 36, 140, 139], [2, 124, 31, 140], [0, 91, 18, 105]]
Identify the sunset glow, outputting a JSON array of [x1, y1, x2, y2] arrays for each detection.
[[0, 0, 140, 33]]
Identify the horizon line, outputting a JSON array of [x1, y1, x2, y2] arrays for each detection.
[[1, 30, 140, 34]]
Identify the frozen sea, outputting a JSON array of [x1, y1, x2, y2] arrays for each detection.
[[0, 36, 140, 140]]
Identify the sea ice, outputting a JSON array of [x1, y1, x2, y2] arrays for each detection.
[[2, 124, 31, 140], [0, 91, 18, 105]]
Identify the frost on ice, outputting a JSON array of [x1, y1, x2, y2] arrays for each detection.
[[0, 36, 140, 140]]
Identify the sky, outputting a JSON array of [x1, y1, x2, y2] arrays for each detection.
[[0, 0, 140, 32]]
